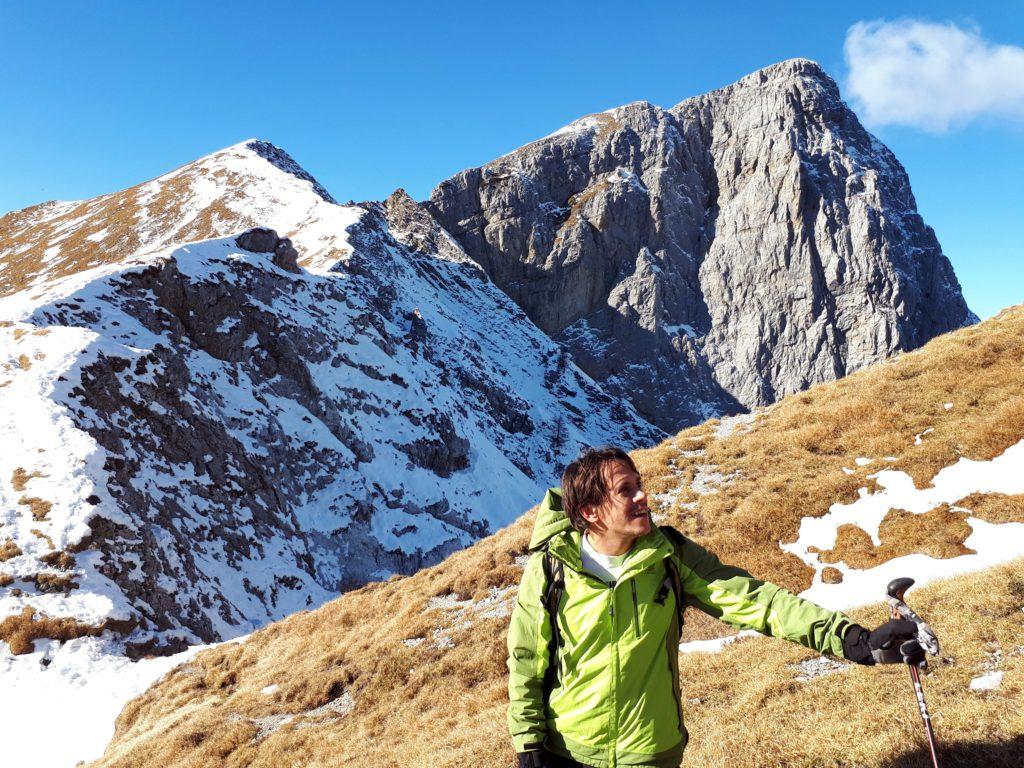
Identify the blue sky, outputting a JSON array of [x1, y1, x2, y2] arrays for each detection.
[[1, 1, 1021, 318]]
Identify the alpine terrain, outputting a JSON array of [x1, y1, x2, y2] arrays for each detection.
[[88, 303, 1024, 768], [0, 57, 994, 768], [429, 59, 976, 431]]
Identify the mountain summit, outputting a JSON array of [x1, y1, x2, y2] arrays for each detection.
[[428, 58, 975, 431]]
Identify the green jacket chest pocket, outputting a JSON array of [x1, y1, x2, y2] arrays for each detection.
[[626, 570, 678, 642]]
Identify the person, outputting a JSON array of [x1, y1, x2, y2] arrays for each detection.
[[507, 446, 923, 768]]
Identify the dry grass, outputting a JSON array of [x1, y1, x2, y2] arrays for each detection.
[[0, 538, 22, 562], [956, 493, 1024, 525], [90, 556, 1024, 768], [30, 572, 80, 593], [0, 157, 263, 298], [0, 607, 108, 655], [632, 304, 1024, 597], [676, 562, 1024, 768], [82, 307, 1024, 767], [30, 528, 55, 547], [18, 495, 52, 521], [816, 506, 974, 569], [39, 549, 76, 570], [11, 466, 46, 492]]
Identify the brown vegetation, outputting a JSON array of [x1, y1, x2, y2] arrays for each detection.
[[0, 152, 260, 298], [11, 466, 46, 492], [956, 493, 1024, 525], [39, 549, 76, 570], [0, 538, 22, 562], [30, 528, 55, 547], [0, 607, 107, 655], [816, 506, 975, 569], [18, 495, 52, 521], [633, 304, 1024, 596], [31, 572, 80, 594], [90, 555, 1024, 768]]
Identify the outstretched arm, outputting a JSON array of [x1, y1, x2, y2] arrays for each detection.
[[674, 535, 853, 656]]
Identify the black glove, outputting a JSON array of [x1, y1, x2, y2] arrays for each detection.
[[517, 747, 547, 768], [842, 620, 922, 665]]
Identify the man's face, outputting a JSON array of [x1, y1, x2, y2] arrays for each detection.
[[581, 460, 651, 541]]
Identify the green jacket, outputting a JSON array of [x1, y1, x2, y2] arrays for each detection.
[[507, 488, 854, 768]]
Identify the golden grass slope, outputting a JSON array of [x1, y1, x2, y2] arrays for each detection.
[[89, 306, 1024, 767]]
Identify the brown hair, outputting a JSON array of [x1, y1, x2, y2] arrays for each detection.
[[561, 446, 638, 532]]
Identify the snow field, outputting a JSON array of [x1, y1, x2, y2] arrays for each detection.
[[783, 439, 1024, 610]]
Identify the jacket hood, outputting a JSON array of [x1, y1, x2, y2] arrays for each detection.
[[529, 488, 574, 550]]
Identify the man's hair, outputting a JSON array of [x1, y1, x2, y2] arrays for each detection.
[[561, 446, 639, 533]]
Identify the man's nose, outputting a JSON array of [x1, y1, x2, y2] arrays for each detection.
[[634, 488, 647, 504]]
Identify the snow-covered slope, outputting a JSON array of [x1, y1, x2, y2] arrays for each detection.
[[0, 139, 353, 298], [0, 144, 662, 661]]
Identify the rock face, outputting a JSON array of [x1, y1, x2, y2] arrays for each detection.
[[427, 59, 976, 431], [0, 146, 660, 651]]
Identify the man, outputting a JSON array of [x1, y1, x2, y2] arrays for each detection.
[[507, 446, 922, 768]]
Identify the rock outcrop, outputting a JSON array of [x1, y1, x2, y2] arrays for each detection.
[[427, 59, 976, 431]]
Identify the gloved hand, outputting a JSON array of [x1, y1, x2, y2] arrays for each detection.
[[517, 747, 548, 767], [842, 620, 923, 665]]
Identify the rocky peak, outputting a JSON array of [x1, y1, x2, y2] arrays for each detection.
[[242, 139, 337, 204], [427, 60, 975, 432]]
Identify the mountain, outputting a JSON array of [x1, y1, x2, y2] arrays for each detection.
[[0, 142, 662, 659], [87, 304, 1024, 768], [428, 59, 976, 432]]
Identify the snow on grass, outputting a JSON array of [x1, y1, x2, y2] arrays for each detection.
[[791, 655, 851, 682], [782, 439, 1024, 610], [679, 629, 759, 654], [0, 635, 213, 768], [713, 412, 756, 438], [969, 671, 1004, 690]]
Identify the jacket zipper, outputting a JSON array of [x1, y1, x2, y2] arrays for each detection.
[[667, 612, 684, 735], [607, 579, 618, 768], [630, 581, 639, 639]]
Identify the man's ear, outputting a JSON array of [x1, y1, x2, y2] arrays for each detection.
[[580, 504, 599, 525]]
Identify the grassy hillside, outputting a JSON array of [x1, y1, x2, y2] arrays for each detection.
[[90, 306, 1024, 767]]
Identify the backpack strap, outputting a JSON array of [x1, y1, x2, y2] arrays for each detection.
[[659, 525, 687, 628], [541, 549, 565, 699]]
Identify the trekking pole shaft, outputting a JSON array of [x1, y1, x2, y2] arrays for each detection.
[[891, 605, 940, 768], [908, 664, 940, 768]]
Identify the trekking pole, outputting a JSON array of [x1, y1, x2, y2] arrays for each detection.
[[886, 577, 940, 768]]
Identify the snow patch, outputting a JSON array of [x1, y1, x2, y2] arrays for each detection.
[[969, 671, 1003, 690], [0, 636, 213, 768], [783, 439, 1024, 610], [679, 629, 759, 654]]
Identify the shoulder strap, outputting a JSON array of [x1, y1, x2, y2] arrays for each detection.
[[541, 549, 565, 699], [659, 525, 686, 627]]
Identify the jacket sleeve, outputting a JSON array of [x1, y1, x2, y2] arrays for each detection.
[[674, 536, 853, 656], [507, 551, 553, 752]]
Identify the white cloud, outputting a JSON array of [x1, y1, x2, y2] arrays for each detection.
[[844, 19, 1024, 132]]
